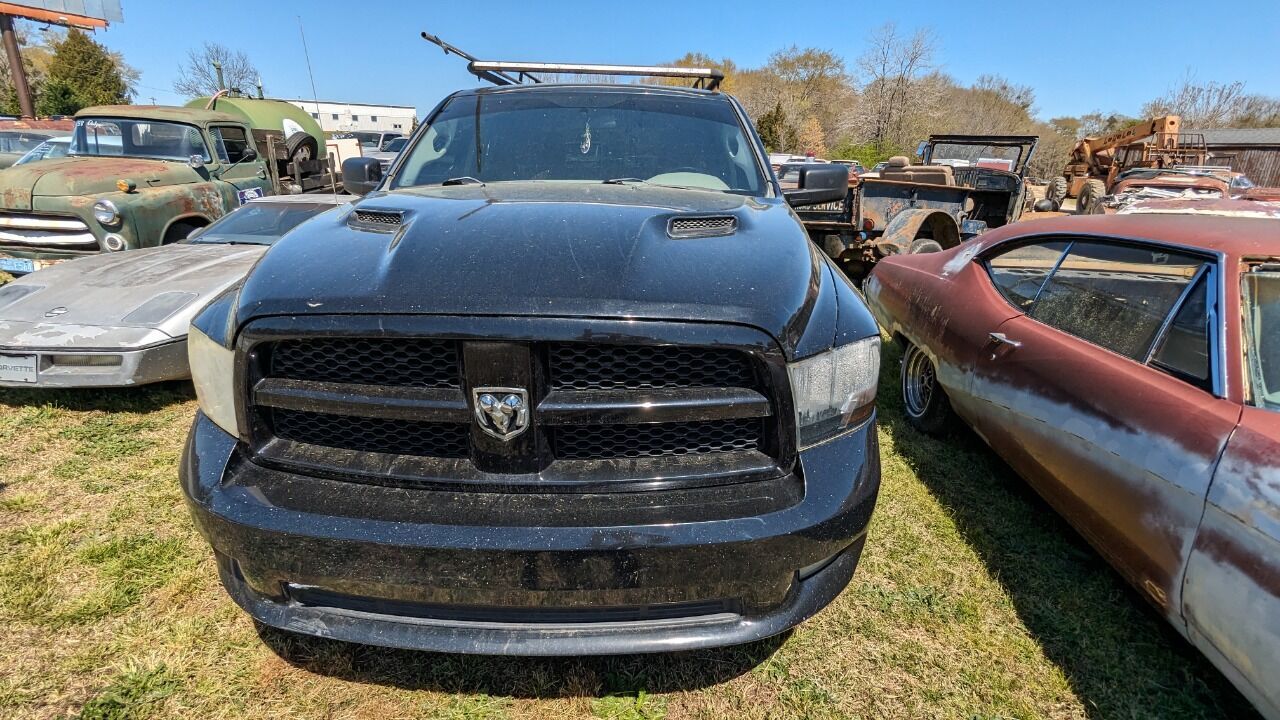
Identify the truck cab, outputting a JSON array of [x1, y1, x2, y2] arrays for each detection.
[[0, 100, 330, 276]]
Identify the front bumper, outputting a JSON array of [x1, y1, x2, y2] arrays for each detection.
[[182, 412, 881, 655], [0, 339, 188, 388]]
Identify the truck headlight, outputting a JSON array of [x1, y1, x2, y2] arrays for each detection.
[[92, 199, 120, 227], [788, 336, 880, 448], [188, 324, 239, 436]]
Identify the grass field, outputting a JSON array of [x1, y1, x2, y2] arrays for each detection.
[[0, 340, 1257, 719]]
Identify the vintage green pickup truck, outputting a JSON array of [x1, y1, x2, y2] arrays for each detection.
[[0, 99, 331, 275]]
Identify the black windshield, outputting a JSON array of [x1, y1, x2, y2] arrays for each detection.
[[392, 90, 765, 194]]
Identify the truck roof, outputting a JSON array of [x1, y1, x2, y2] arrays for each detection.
[[74, 104, 245, 125]]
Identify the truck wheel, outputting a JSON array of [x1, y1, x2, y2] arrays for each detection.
[[1076, 179, 1105, 215], [909, 237, 943, 254], [901, 342, 955, 435], [286, 133, 318, 166], [1046, 176, 1067, 208]]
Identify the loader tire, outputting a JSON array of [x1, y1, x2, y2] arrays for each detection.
[[1076, 179, 1105, 215], [1046, 176, 1068, 208]]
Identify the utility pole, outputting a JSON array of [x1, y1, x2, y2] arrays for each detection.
[[0, 14, 34, 118]]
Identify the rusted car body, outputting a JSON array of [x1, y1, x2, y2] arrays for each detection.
[[1092, 167, 1253, 214], [802, 135, 1037, 280], [863, 201, 1280, 720]]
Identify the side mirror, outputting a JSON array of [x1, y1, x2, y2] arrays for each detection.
[[240, 147, 258, 163], [1033, 198, 1057, 212], [188, 154, 205, 169], [784, 164, 850, 207], [916, 141, 929, 159], [342, 156, 384, 196]]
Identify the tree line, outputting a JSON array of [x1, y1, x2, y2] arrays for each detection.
[[0, 23, 133, 116], [667, 22, 1280, 178]]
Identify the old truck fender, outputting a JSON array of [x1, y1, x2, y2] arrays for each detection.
[[874, 209, 960, 255], [125, 183, 227, 247]]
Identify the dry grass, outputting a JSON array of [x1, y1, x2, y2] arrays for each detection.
[[0, 343, 1258, 719]]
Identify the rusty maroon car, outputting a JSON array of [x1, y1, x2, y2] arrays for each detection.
[[864, 198, 1280, 720]]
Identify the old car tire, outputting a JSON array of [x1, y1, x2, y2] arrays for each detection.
[[909, 238, 944, 254], [1077, 179, 1105, 215], [1046, 176, 1067, 207], [901, 342, 955, 435]]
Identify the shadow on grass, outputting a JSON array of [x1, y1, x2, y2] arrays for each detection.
[[0, 379, 194, 413], [256, 623, 789, 698], [876, 339, 1257, 719]]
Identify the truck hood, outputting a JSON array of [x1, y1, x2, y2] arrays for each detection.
[[0, 243, 266, 346], [238, 182, 822, 346], [0, 156, 204, 208]]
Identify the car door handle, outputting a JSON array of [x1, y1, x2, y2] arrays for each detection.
[[989, 332, 1022, 348]]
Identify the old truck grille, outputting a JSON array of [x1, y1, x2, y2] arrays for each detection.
[[0, 212, 97, 251], [246, 333, 785, 492]]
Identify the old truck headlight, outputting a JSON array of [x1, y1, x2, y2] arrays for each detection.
[[788, 336, 880, 448], [92, 199, 120, 227], [189, 324, 239, 437]]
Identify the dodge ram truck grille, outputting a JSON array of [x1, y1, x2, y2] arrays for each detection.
[[0, 212, 98, 251], [246, 332, 787, 492]]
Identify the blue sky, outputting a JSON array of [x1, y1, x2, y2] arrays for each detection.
[[96, 0, 1280, 120]]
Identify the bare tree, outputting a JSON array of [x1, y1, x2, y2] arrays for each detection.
[[174, 42, 259, 98], [1140, 73, 1280, 129], [852, 23, 938, 151]]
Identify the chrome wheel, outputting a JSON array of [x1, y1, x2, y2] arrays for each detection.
[[902, 346, 935, 418]]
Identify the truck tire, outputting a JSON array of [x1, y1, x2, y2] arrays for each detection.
[[1046, 176, 1068, 208], [286, 133, 318, 168], [901, 342, 955, 436], [909, 237, 943, 254], [1076, 179, 1105, 215]]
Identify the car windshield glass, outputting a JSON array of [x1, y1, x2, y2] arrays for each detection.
[[385, 137, 408, 152], [392, 90, 766, 195], [70, 118, 209, 162], [1243, 270, 1280, 411], [0, 132, 53, 153], [930, 142, 1024, 171], [189, 202, 336, 246]]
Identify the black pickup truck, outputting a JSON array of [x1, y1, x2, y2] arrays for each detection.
[[181, 70, 882, 655]]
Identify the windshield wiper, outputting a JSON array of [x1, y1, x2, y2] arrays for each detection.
[[602, 178, 648, 185], [442, 176, 485, 186]]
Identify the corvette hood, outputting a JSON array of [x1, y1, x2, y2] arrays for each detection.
[[0, 243, 265, 346]]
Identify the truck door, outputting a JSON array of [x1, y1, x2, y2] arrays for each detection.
[[210, 125, 272, 208], [1182, 266, 1280, 719]]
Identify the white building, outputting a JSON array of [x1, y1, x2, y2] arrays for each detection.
[[285, 100, 417, 134]]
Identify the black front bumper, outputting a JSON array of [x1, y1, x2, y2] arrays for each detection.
[[182, 412, 880, 655]]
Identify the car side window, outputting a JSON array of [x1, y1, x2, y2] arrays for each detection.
[[985, 240, 1070, 310], [212, 126, 252, 164], [1030, 241, 1208, 363], [1149, 272, 1212, 390]]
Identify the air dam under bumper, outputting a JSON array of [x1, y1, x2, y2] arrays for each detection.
[[182, 412, 879, 655]]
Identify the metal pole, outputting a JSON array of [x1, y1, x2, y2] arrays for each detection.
[[0, 14, 34, 118], [212, 60, 225, 91]]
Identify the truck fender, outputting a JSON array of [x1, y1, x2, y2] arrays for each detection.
[[162, 213, 214, 244], [874, 209, 960, 255]]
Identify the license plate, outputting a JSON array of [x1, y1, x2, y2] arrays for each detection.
[[0, 353, 37, 383], [0, 257, 34, 275]]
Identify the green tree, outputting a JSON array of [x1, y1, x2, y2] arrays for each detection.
[[756, 101, 788, 152], [42, 27, 129, 114], [35, 79, 78, 116]]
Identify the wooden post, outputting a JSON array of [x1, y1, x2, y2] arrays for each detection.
[[0, 14, 34, 118]]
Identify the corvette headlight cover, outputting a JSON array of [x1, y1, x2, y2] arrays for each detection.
[[788, 335, 880, 448]]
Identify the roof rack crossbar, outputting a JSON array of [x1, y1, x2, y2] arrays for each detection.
[[421, 31, 723, 90], [468, 61, 722, 90]]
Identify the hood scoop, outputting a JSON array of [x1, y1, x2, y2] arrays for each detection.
[[667, 215, 738, 239], [348, 208, 406, 232]]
